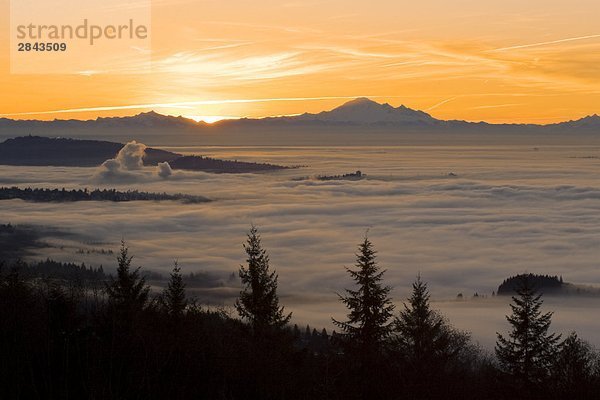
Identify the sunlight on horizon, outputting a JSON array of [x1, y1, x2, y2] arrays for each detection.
[[184, 115, 240, 123]]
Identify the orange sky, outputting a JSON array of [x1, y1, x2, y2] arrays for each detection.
[[1, 0, 599, 123]]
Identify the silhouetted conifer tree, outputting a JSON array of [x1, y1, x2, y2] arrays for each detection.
[[235, 225, 291, 331], [161, 260, 187, 318], [393, 275, 473, 398], [332, 236, 395, 398], [333, 236, 395, 351], [105, 240, 149, 312], [292, 324, 301, 339], [551, 332, 597, 398], [395, 276, 449, 357], [495, 276, 560, 395]]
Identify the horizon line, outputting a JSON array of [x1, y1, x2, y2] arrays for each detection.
[[0, 96, 597, 125], [0, 96, 394, 118]]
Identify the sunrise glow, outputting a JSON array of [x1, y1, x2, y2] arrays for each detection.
[[1, 1, 599, 123], [184, 115, 239, 123]]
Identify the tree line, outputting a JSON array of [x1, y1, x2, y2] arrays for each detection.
[[0, 226, 598, 399], [0, 186, 209, 203]]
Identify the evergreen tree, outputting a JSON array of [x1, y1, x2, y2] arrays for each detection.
[[551, 332, 597, 398], [332, 236, 395, 398], [333, 236, 395, 357], [105, 240, 149, 313], [394, 276, 455, 360], [393, 276, 472, 397], [235, 225, 291, 331], [495, 276, 561, 394], [292, 324, 301, 339], [161, 260, 187, 318]]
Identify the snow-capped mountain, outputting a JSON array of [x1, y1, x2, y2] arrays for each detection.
[[293, 97, 437, 124]]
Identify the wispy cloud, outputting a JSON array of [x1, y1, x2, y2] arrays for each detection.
[[426, 97, 458, 111], [0, 96, 389, 117], [151, 50, 336, 82], [294, 45, 403, 59], [202, 20, 322, 35], [196, 42, 253, 51], [469, 103, 525, 110], [488, 34, 600, 52]]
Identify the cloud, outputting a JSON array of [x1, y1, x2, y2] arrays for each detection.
[[97, 159, 124, 177], [118, 141, 147, 170], [153, 50, 332, 81], [0, 96, 390, 117], [426, 97, 458, 111], [93, 142, 184, 182], [487, 34, 600, 52], [157, 162, 173, 179], [93, 140, 147, 182], [3, 144, 600, 348]]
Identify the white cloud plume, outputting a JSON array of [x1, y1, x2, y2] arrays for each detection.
[[118, 141, 147, 170], [157, 162, 173, 179], [93, 140, 147, 182]]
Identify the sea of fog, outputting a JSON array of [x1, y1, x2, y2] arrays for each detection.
[[2, 144, 600, 349]]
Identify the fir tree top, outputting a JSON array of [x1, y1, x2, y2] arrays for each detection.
[[495, 275, 561, 388], [105, 240, 149, 312], [333, 236, 395, 350], [161, 260, 188, 318], [235, 225, 291, 331]]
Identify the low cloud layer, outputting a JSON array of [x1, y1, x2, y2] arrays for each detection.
[[2, 144, 600, 347]]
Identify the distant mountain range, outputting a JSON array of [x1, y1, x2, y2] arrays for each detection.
[[1, 98, 598, 145], [265, 97, 600, 129]]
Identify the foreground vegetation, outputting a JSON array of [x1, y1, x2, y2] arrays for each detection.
[[1, 227, 598, 399]]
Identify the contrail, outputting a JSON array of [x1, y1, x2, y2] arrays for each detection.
[[426, 97, 457, 111], [470, 103, 524, 110], [0, 95, 399, 117], [488, 34, 600, 52]]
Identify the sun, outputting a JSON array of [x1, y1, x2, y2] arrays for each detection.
[[184, 115, 240, 124]]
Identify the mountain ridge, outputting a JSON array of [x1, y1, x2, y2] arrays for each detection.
[[2, 98, 599, 127], [1, 98, 598, 145]]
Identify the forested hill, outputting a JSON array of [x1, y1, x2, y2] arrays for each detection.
[[0, 136, 291, 172], [169, 155, 289, 173], [497, 274, 564, 295], [497, 273, 600, 296], [0, 136, 179, 167]]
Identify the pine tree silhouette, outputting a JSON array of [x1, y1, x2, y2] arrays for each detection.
[[161, 260, 187, 318], [551, 332, 596, 398], [105, 240, 149, 313], [332, 235, 395, 398], [495, 275, 561, 395], [395, 276, 450, 358], [235, 225, 291, 332], [393, 275, 472, 398], [333, 236, 395, 350]]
